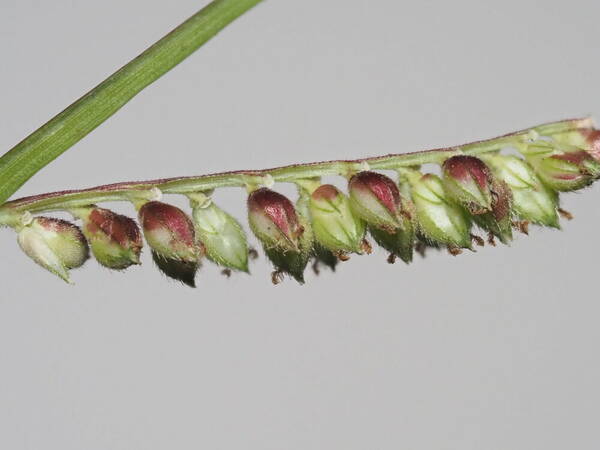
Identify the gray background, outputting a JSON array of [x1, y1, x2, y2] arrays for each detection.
[[1, 0, 599, 449]]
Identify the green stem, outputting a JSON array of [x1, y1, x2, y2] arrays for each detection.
[[0, 0, 263, 205], [0, 117, 590, 226]]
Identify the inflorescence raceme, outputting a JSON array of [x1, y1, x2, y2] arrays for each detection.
[[1, 117, 599, 285]]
